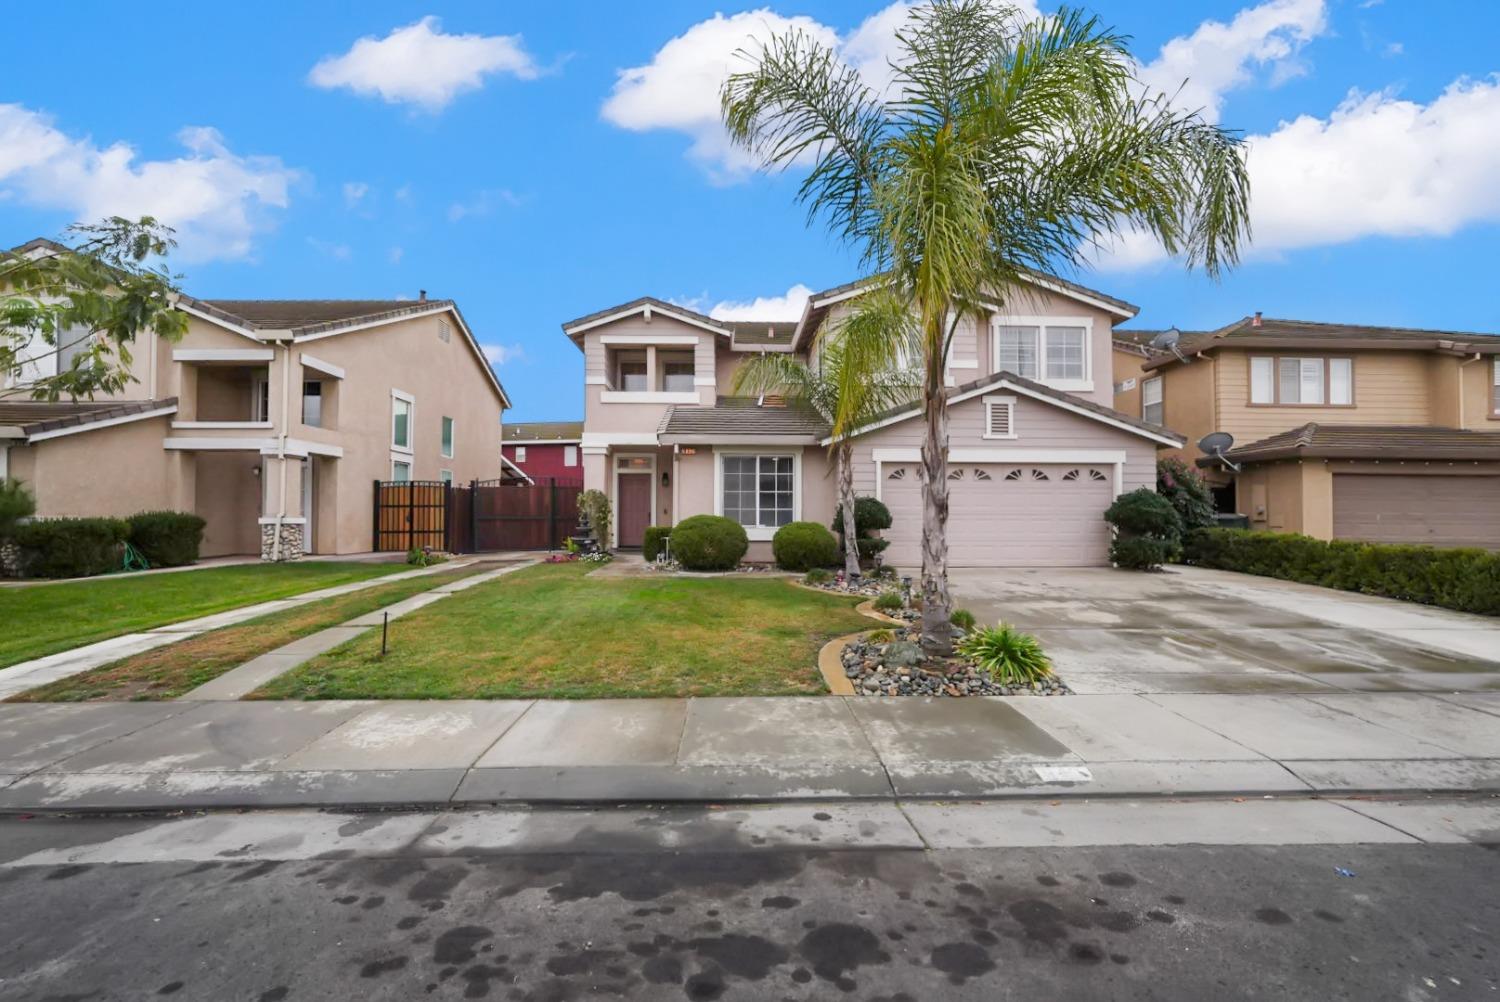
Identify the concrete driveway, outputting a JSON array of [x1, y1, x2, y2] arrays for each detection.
[[950, 564, 1500, 695]]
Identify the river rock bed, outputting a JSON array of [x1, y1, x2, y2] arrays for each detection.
[[842, 627, 1072, 697]]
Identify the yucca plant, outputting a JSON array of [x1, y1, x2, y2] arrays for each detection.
[[957, 624, 1052, 685]]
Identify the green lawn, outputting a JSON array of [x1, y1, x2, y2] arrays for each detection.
[[0, 561, 412, 669], [10, 565, 491, 702], [255, 561, 873, 699]]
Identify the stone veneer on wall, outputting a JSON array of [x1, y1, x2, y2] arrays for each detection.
[[259, 522, 304, 562]]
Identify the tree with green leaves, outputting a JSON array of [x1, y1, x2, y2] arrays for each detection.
[[1, 217, 188, 401], [722, 1, 1251, 652], [733, 324, 918, 577]]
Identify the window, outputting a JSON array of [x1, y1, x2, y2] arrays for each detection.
[[514, 446, 527, 464], [252, 376, 270, 423], [302, 381, 322, 427], [441, 416, 454, 458], [1251, 356, 1352, 405], [616, 352, 648, 391], [439, 469, 453, 484], [721, 454, 794, 529], [391, 393, 412, 450], [564, 445, 578, 467], [1142, 376, 1163, 425], [983, 396, 1016, 439], [1494, 360, 1500, 415], [391, 460, 411, 482], [660, 352, 695, 392], [993, 320, 1091, 385], [56, 326, 94, 371]]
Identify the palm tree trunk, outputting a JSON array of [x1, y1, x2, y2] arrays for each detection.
[[919, 330, 954, 655], [837, 440, 860, 578]]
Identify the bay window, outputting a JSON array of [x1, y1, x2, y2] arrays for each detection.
[[1251, 356, 1352, 405], [992, 320, 1091, 386], [720, 453, 795, 532]]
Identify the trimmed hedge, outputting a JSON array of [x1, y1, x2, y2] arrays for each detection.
[[1185, 527, 1500, 617], [0, 479, 36, 536], [670, 515, 749, 571], [643, 525, 672, 562], [772, 521, 839, 571], [11, 517, 130, 579], [127, 510, 206, 568], [1104, 488, 1183, 571]]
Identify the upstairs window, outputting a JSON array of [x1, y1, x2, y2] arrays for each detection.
[[1251, 356, 1353, 405], [441, 416, 454, 458], [1494, 360, 1500, 415], [514, 446, 527, 464], [660, 352, 695, 392], [1142, 376, 1163, 425], [616, 352, 648, 391], [996, 325, 1039, 378], [302, 381, 323, 427], [993, 321, 1090, 384], [564, 445, 578, 467], [391, 393, 412, 451]]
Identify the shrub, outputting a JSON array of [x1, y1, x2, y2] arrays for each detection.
[[873, 590, 904, 612], [772, 521, 839, 571], [577, 489, 611, 550], [1110, 535, 1173, 571], [126, 510, 205, 567], [1104, 488, 1183, 571], [11, 517, 130, 578], [1157, 457, 1216, 531], [643, 525, 672, 562], [866, 628, 895, 644], [1185, 527, 1500, 617], [833, 496, 893, 567], [855, 537, 891, 560], [957, 624, 1053, 685], [670, 515, 748, 571], [804, 568, 833, 585], [0, 479, 36, 537], [406, 546, 447, 567], [950, 608, 976, 630]]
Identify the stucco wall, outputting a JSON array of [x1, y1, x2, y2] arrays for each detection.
[[195, 451, 262, 556], [581, 314, 719, 432], [14, 416, 186, 519]]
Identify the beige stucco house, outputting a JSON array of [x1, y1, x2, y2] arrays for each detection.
[[1113, 315, 1500, 549], [564, 274, 1182, 567], [2, 245, 510, 559]]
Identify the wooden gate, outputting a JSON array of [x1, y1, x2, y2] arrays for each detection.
[[372, 480, 452, 552], [372, 477, 582, 553]]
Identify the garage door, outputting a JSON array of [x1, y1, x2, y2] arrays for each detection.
[[881, 463, 1115, 568], [1333, 474, 1500, 550]]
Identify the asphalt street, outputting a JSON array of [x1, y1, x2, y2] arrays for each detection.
[[1, 802, 1496, 1001]]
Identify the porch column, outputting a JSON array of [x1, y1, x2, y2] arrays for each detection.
[[258, 452, 305, 561]]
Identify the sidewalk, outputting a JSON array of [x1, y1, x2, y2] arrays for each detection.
[[1, 690, 1496, 812]]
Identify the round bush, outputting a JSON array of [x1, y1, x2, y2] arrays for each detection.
[[670, 515, 749, 571], [1104, 488, 1183, 540], [1110, 535, 1172, 571], [127, 510, 206, 567], [772, 521, 839, 571]]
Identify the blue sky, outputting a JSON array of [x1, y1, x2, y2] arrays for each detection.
[[5, 1, 1499, 421]]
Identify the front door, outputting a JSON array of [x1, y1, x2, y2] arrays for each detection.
[[617, 473, 651, 548]]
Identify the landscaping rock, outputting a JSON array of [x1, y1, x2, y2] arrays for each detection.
[[839, 627, 1072, 698], [881, 641, 925, 669]]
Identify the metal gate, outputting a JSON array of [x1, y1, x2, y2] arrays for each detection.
[[373, 477, 582, 553]]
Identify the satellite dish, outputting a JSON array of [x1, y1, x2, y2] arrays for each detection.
[[1198, 431, 1240, 472], [1148, 326, 1182, 349]]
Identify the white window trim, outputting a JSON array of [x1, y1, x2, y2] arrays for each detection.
[[611, 451, 658, 548], [299, 353, 345, 379], [514, 445, 527, 463], [441, 416, 455, 459], [440, 469, 454, 483], [1142, 376, 1163, 424], [599, 333, 700, 346], [990, 315, 1094, 392], [1493, 359, 1500, 415], [599, 390, 700, 404], [391, 458, 413, 482], [171, 420, 273, 431], [564, 445, 579, 467], [390, 388, 414, 455], [713, 447, 801, 542], [982, 394, 1017, 440]]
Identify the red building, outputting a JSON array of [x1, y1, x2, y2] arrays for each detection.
[[501, 421, 584, 483]]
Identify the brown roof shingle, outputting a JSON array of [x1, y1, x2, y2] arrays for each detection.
[[200, 299, 450, 331], [1145, 316, 1500, 370], [503, 421, 584, 442], [0, 398, 177, 438], [660, 397, 831, 440], [1212, 423, 1500, 464]]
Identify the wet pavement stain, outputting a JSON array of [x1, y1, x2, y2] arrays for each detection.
[[798, 922, 891, 990], [1254, 907, 1294, 925], [930, 941, 996, 984], [434, 925, 493, 966]]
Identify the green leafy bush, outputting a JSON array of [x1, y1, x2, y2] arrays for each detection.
[[11, 517, 130, 579], [949, 608, 976, 630], [1185, 527, 1500, 617], [1157, 457, 1216, 531], [643, 525, 672, 562], [957, 624, 1053, 684], [866, 628, 896, 644], [804, 568, 833, 585], [873, 590, 903, 612], [0, 479, 36, 536], [670, 515, 748, 571], [406, 546, 447, 567], [577, 489, 611, 550], [833, 496, 893, 566], [1104, 488, 1183, 570], [126, 510, 205, 567], [772, 520, 840, 571]]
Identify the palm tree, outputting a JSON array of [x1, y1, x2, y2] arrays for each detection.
[[733, 324, 918, 577], [721, 1, 1251, 653]]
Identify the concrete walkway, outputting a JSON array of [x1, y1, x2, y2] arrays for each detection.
[[1, 690, 1495, 812], [0, 558, 522, 700]]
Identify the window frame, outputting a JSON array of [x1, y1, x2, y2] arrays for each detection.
[[713, 449, 801, 542], [1248, 355, 1355, 407], [440, 416, 455, 459], [301, 380, 323, 428], [615, 350, 649, 392], [390, 389, 414, 453], [990, 316, 1094, 391], [514, 445, 527, 464], [658, 351, 696, 393], [391, 459, 412, 483], [1491, 359, 1500, 417], [564, 444, 579, 467], [982, 394, 1017, 440], [1141, 376, 1163, 425]]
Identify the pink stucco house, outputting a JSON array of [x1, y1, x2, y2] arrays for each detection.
[[564, 274, 1183, 566]]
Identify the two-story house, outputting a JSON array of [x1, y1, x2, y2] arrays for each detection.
[[1118, 314, 1500, 549], [564, 274, 1182, 566], [501, 421, 584, 483], [1, 240, 510, 559]]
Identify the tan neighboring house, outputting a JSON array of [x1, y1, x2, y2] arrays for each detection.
[[1114, 314, 1500, 549], [1, 240, 510, 559], [564, 273, 1183, 567]]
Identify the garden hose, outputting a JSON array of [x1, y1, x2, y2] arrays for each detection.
[[121, 542, 150, 573]]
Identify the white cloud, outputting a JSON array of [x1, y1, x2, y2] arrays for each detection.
[[483, 343, 525, 366], [709, 283, 814, 321], [447, 188, 522, 222], [387, 245, 404, 264], [1135, 0, 1328, 124], [0, 104, 297, 262], [309, 16, 539, 112], [342, 181, 369, 207]]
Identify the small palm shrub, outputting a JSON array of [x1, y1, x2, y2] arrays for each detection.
[[671, 515, 749, 571], [873, 590, 903, 612], [949, 608, 976, 631], [804, 567, 833, 585], [957, 624, 1053, 685], [772, 520, 839, 571]]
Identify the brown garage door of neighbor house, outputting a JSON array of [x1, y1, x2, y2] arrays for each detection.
[[1333, 474, 1500, 550], [880, 463, 1115, 568]]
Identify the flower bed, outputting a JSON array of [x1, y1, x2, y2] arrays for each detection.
[[840, 626, 1072, 697]]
